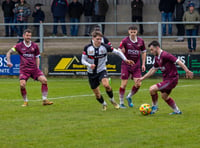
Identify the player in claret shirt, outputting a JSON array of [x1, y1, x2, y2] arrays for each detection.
[[6, 29, 53, 107], [118, 25, 146, 108], [137, 40, 193, 115]]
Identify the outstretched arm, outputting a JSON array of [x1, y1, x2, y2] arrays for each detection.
[[6, 49, 14, 68], [177, 60, 193, 79], [140, 67, 158, 81], [112, 48, 134, 65]]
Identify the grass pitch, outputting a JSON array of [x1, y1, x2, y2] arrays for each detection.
[[0, 78, 200, 148]]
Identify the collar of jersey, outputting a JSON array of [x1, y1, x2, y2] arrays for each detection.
[[129, 36, 137, 43], [23, 40, 32, 48], [158, 49, 163, 59]]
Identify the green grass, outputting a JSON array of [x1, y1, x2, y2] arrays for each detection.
[[0, 78, 200, 148]]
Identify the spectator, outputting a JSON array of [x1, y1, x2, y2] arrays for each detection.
[[69, 0, 83, 36], [92, 25, 111, 45], [93, 0, 109, 34], [184, 0, 200, 35], [83, 0, 94, 36], [12, 0, 19, 36], [174, 0, 185, 42], [131, 0, 144, 35], [51, 0, 68, 36], [13, 0, 31, 42], [32, 3, 45, 42], [2, 0, 15, 37], [183, 3, 200, 52], [184, 0, 200, 13], [159, 0, 176, 35]]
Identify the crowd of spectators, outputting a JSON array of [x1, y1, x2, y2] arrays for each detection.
[[158, 0, 200, 52], [1, 0, 200, 46], [1, 0, 109, 40]]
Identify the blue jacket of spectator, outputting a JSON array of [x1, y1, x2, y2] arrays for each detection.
[[51, 0, 69, 17]]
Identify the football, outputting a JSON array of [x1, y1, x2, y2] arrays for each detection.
[[139, 104, 152, 115]]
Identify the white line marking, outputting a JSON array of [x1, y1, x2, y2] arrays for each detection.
[[0, 84, 199, 102]]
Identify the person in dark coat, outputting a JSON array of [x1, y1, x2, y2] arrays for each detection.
[[159, 0, 176, 35], [131, 0, 144, 35], [32, 3, 45, 42], [83, 0, 94, 36], [51, 0, 68, 36], [174, 0, 185, 42], [2, 0, 15, 36], [93, 0, 109, 34], [69, 0, 83, 36]]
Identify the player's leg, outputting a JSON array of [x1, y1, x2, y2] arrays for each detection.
[[38, 76, 53, 105], [101, 78, 119, 109], [20, 79, 28, 107], [119, 79, 128, 108], [119, 64, 129, 108], [161, 92, 182, 115], [88, 73, 107, 110], [92, 87, 107, 111], [126, 77, 141, 107], [126, 68, 142, 107], [149, 84, 159, 114]]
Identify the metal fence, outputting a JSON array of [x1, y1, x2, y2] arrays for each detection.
[[1, 21, 200, 53], [0, 0, 158, 5]]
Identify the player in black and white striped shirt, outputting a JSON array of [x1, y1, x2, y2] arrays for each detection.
[[81, 31, 134, 111]]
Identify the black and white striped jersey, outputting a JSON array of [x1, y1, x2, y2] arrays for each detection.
[[81, 43, 127, 74]]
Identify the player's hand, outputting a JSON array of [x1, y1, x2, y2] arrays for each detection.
[[142, 65, 146, 72], [90, 64, 96, 70], [7, 62, 13, 68], [125, 60, 134, 66], [186, 70, 193, 79], [136, 78, 143, 84]]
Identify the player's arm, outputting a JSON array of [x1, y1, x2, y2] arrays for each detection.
[[118, 47, 125, 53], [81, 52, 95, 70], [136, 67, 158, 86], [141, 67, 157, 81], [36, 56, 40, 69], [141, 51, 146, 72], [112, 48, 134, 65], [177, 60, 193, 79], [6, 48, 15, 68]]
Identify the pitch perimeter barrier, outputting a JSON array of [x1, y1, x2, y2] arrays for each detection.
[[0, 55, 20, 75], [48, 54, 200, 76], [1, 21, 200, 52]]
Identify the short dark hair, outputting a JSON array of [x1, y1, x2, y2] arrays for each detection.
[[91, 31, 103, 38], [23, 29, 32, 35], [128, 25, 138, 30], [148, 40, 160, 48]]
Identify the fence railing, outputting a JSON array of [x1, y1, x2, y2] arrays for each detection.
[[1, 21, 200, 53], [0, 0, 158, 6]]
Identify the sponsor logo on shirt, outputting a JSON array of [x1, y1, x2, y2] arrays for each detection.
[[23, 54, 34, 58], [88, 50, 94, 55], [128, 49, 139, 55]]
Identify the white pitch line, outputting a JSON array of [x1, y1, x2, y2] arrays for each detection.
[[0, 84, 199, 102]]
